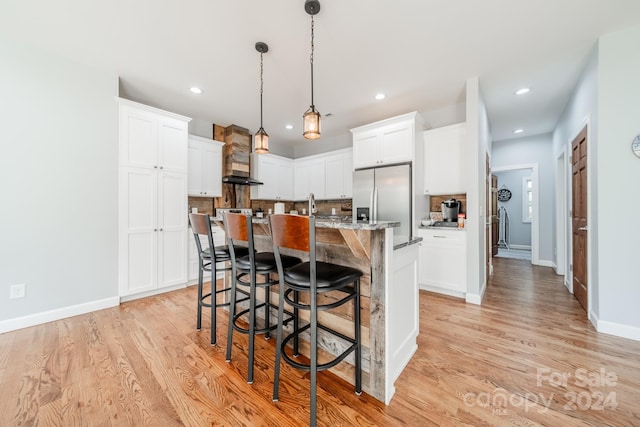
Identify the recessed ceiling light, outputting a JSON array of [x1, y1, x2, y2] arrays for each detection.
[[514, 129, 524, 134], [190, 87, 203, 94], [375, 93, 386, 100], [515, 87, 530, 95], [285, 124, 293, 130]]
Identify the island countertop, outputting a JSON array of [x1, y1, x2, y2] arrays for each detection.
[[213, 215, 399, 231]]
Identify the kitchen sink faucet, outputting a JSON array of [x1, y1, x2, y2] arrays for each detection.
[[308, 193, 317, 216]]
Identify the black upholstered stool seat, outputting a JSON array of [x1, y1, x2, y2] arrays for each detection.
[[236, 252, 301, 273], [284, 261, 363, 289], [203, 245, 249, 261]]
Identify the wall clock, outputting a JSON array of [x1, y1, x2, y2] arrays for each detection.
[[497, 188, 512, 202], [632, 134, 640, 158]]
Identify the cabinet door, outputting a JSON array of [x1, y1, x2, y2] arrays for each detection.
[[294, 162, 311, 200], [353, 132, 380, 169], [187, 140, 204, 196], [120, 107, 157, 169], [380, 124, 412, 165], [120, 167, 158, 296], [424, 123, 466, 195], [157, 171, 188, 288], [202, 143, 222, 197], [258, 156, 279, 199], [276, 162, 294, 200], [325, 152, 353, 199], [307, 159, 325, 199], [417, 230, 466, 293], [158, 118, 188, 173]]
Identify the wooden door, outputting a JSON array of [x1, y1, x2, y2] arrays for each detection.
[[571, 126, 588, 313], [491, 174, 499, 256]]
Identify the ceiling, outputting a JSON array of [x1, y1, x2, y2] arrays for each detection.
[[2, 1, 640, 156]]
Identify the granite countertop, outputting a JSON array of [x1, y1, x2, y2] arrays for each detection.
[[243, 215, 399, 231], [393, 236, 423, 250]]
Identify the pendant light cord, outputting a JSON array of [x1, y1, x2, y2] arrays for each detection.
[[310, 15, 315, 107], [260, 51, 264, 128]]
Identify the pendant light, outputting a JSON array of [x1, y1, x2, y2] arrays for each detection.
[[303, 0, 321, 140], [254, 42, 269, 154]]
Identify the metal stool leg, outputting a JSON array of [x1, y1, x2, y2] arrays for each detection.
[[196, 261, 204, 331], [272, 275, 287, 401], [355, 279, 362, 394], [247, 270, 257, 384], [211, 262, 217, 346], [225, 265, 239, 363], [310, 286, 318, 427]]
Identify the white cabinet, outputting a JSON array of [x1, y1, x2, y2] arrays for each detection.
[[423, 123, 466, 195], [250, 154, 294, 200], [118, 98, 191, 298], [417, 228, 467, 297], [324, 148, 353, 199], [188, 222, 226, 284], [351, 112, 419, 169], [188, 134, 223, 197], [294, 157, 325, 201]]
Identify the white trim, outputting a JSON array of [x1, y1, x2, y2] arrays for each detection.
[[510, 244, 531, 250], [555, 148, 567, 276], [119, 283, 186, 303], [116, 97, 192, 122], [491, 163, 539, 266], [420, 285, 465, 299], [534, 259, 554, 268], [0, 297, 120, 334], [465, 292, 482, 305], [597, 319, 640, 342]]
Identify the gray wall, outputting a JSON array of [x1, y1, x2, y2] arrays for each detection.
[[0, 39, 119, 322], [492, 133, 555, 263], [494, 169, 532, 247]]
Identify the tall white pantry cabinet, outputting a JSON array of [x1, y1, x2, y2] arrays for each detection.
[[118, 98, 191, 299]]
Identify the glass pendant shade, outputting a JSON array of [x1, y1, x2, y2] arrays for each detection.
[[254, 127, 269, 154], [303, 106, 321, 140]]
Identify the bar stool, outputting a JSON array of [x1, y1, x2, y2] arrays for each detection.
[[224, 212, 301, 384], [189, 213, 250, 346], [269, 214, 363, 426]]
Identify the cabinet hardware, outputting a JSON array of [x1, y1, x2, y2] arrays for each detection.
[[578, 226, 588, 231], [154, 228, 158, 231], [154, 165, 158, 169], [160, 166, 164, 169]]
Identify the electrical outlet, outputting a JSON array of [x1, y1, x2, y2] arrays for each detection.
[[10, 283, 26, 299]]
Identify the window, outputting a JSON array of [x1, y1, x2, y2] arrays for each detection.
[[522, 176, 533, 223]]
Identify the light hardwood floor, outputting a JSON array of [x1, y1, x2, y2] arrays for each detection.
[[1, 257, 639, 426]]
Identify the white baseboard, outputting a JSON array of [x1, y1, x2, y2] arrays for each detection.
[[466, 293, 482, 305], [534, 259, 554, 268], [510, 244, 531, 250], [597, 318, 640, 342], [0, 296, 120, 334], [419, 284, 465, 299]]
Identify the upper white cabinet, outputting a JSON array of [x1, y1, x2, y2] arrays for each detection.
[[187, 134, 224, 198], [118, 98, 191, 298], [324, 148, 353, 199], [251, 154, 294, 200], [351, 112, 419, 169], [423, 123, 466, 195], [294, 157, 325, 201]]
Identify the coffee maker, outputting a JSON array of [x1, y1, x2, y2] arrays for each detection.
[[441, 199, 461, 222]]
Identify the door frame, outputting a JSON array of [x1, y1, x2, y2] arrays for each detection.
[[555, 148, 566, 277], [567, 118, 593, 321], [491, 163, 539, 265]]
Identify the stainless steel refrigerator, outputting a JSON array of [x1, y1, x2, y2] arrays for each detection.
[[352, 163, 412, 239]]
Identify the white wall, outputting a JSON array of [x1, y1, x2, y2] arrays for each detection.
[[492, 134, 555, 262], [596, 25, 640, 333], [0, 40, 119, 326], [465, 77, 491, 304]]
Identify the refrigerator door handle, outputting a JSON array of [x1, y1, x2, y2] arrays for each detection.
[[372, 186, 378, 222]]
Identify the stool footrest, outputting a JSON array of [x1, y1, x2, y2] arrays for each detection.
[[280, 323, 357, 372]]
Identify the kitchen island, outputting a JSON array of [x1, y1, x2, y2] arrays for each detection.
[[217, 216, 421, 404]]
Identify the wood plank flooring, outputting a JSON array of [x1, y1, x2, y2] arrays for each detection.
[[1, 257, 640, 426]]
